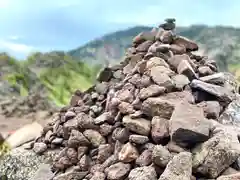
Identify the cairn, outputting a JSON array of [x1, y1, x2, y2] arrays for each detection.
[[32, 18, 240, 180]]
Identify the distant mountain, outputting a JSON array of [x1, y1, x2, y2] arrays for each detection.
[[68, 25, 240, 79]]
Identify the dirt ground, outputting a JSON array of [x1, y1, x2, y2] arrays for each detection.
[[0, 111, 52, 136]]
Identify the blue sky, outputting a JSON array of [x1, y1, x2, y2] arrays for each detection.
[[0, 0, 240, 58]]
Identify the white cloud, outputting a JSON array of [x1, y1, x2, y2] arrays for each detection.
[[0, 39, 34, 53]]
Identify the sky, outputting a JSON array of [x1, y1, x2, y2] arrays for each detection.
[[0, 0, 240, 58]]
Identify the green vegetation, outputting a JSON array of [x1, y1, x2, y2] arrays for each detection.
[[0, 52, 102, 106]]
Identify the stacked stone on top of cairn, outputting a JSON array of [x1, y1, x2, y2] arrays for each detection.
[[32, 18, 240, 180]]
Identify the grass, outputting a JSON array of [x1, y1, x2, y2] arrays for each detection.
[[0, 52, 101, 107]]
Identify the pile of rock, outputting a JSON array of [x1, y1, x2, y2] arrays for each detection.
[[32, 18, 240, 180]]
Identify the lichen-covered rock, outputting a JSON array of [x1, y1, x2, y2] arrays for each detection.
[[159, 152, 192, 180], [0, 146, 58, 180], [128, 166, 157, 180]]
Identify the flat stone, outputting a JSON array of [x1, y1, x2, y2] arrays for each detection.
[[191, 79, 235, 104], [142, 97, 176, 119], [122, 115, 151, 136], [138, 85, 166, 100], [173, 35, 198, 51]]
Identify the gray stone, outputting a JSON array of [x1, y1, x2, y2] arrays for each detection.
[[122, 115, 151, 136], [190, 79, 235, 104], [138, 85, 166, 100], [128, 166, 157, 180], [105, 162, 131, 180], [152, 145, 172, 168], [0, 146, 58, 180], [218, 95, 240, 127], [159, 152, 192, 180], [192, 133, 240, 178]]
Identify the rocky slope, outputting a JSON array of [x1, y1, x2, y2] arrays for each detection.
[[69, 25, 240, 81], [2, 18, 240, 180]]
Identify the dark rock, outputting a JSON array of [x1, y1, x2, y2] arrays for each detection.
[[169, 101, 210, 148], [191, 79, 235, 104], [129, 135, 149, 144], [105, 162, 131, 180]]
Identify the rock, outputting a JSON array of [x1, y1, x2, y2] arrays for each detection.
[[167, 54, 190, 70], [146, 57, 170, 69], [135, 149, 152, 166], [90, 172, 106, 180], [97, 144, 113, 163], [122, 115, 151, 136], [218, 95, 240, 126], [33, 142, 47, 155], [5, 122, 43, 149], [221, 167, 238, 176], [0, 146, 58, 180], [197, 101, 221, 119], [142, 97, 175, 119], [128, 166, 157, 180], [169, 101, 210, 147], [159, 152, 192, 180], [217, 173, 240, 180], [118, 142, 139, 163], [133, 31, 155, 44], [112, 128, 130, 143], [177, 59, 197, 80], [151, 116, 169, 144], [52, 137, 64, 145], [136, 40, 153, 52], [173, 35, 198, 51], [118, 102, 135, 114], [172, 74, 190, 90], [129, 135, 149, 144], [138, 85, 166, 100], [31, 163, 55, 180], [166, 141, 187, 153], [150, 65, 175, 78], [198, 66, 214, 76], [116, 89, 134, 103], [190, 79, 235, 104], [152, 145, 172, 167], [199, 72, 225, 85], [94, 112, 114, 125], [106, 162, 131, 180], [68, 129, 90, 148], [83, 130, 106, 147], [192, 133, 240, 178], [97, 67, 113, 82], [53, 171, 88, 180], [78, 155, 91, 171]]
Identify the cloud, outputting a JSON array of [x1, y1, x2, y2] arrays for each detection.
[[0, 39, 34, 53]]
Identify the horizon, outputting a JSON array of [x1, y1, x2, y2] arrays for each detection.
[[1, 0, 240, 59]]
